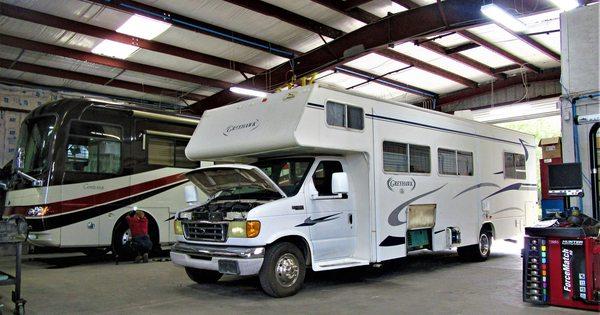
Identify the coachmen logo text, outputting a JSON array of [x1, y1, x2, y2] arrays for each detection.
[[223, 119, 260, 136], [387, 177, 416, 194]]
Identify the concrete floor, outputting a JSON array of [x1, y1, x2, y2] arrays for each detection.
[[0, 240, 592, 314]]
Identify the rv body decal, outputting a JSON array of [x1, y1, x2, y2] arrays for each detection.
[[453, 183, 500, 199], [519, 138, 530, 161], [296, 212, 341, 227], [387, 177, 416, 194], [482, 183, 537, 201], [491, 207, 524, 215], [222, 119, 260, 136], [387, 185, 446, 226], [379, 236, 406, 247]]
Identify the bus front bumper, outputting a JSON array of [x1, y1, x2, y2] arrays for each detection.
[[170, 242, 265, 276]]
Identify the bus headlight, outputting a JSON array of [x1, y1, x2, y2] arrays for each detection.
[[27, 206, 48, 217], [174, 220, 183, 235], [246, 221, 261, 238], [178, 211, 192, 220]]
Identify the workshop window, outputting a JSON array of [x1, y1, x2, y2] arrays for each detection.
[[326, 101, 364, 130], [504, 152, 526, 179]]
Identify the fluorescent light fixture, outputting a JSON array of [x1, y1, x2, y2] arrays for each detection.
[[229, 87, 268, 98], [91, 40, 139, 59], [481, 4, 526, 32], [548, 0, 579, 11], [116, 14, 171, 40]]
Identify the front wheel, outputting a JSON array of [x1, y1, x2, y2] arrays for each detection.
[[259, 242, 306, 298], [458, 230, 492, 262], [185, 267, 222, 284]]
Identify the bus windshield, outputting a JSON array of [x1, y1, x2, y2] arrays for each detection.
[[17, 116, 57, 174]]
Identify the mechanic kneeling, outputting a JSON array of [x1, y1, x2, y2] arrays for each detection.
[[126, 209, 153, 263]]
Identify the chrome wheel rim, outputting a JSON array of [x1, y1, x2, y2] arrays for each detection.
[[479, 233, 490, 256], [121, 229, 131, 245], [275, 253, 300, 287]]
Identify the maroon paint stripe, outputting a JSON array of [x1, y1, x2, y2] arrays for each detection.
[[4, 173, 187, 216]]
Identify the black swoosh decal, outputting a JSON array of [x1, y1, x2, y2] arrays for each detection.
[[27, 181, 188, 231], [296, 212, 341, 227], [379, 236, 406, 247], [453, 183, 500, 199], [434, 229, 446, 234], [388, 185, 446, 226], [482, 183, 536, 201], [492, 207, 524, 215], [493, 171, 504, 175], [519, 139, 529, 161]]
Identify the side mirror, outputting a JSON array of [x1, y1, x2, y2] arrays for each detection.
[[184, 185, 199, 205], [331, 172, 349, 194]]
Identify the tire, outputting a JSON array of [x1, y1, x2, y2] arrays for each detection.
[[112, 219, 135, 258], [185, 267, 222, 284], [458, 229, 492, 262], [259, 242, 306, 298], [82, 248, 108, 257]]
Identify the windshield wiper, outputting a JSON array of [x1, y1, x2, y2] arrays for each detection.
[[16, 170, 43, 187]]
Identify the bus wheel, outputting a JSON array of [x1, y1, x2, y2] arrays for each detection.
[[458, 230, 492, 262], [112, 220, 134, 258], [259, 242, 306, 298]]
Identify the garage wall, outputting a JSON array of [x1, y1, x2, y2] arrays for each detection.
[[0, 84, 63, 166]]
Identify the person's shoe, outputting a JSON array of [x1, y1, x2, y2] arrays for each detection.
[[143, 253, 149, 263], [134, 255, 142, 263]]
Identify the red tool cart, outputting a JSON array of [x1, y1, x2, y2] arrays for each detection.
[[523, 226, 599, 311]]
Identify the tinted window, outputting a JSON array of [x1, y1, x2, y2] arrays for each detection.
[[148, 137, 198, 168], [326, 101, 364, 130], [505, 152, 526, 179], [383, 141, 408, 172], [65, 121, 121, 174], [312, 161, 343, 196]]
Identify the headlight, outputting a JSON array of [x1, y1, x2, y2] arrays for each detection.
[[27, 206, 49, 217], [178, 211, 192, 220], [228, 221, 246, 238], [246, 221, 261, 238], [174, 220, 183, 235]]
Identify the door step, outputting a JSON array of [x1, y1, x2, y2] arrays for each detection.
[[314, 258, 369, 271]]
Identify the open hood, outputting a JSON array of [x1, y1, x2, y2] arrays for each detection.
[[186, 164, 287, 198]]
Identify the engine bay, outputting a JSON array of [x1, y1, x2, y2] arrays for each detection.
[[190, 200, 264, 222]]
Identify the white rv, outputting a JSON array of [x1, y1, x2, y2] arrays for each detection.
[[171, 84, 537, 297]]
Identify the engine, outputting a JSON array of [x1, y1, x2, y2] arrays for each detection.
[[191, 201, 262, 222]]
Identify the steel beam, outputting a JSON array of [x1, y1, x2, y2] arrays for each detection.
[[495, 25, 561, 61], [340, 0, 375, 10], [0, 34, 232, 90], [0, 3, 265, 75], [191, 0, 555, 113], [85, 0, 299, 58], [0, 58, 207, 101], [458, 30, 542, 73], [438, 68, 560, 106], [311, 0, 379, 24], [375, 49, 478, 88], [223, 0, 344, 39], [336, 65, 438, 98], [445, 42, 480, 54], [390, 0, 420, 9], [417, 41, 504, 79]]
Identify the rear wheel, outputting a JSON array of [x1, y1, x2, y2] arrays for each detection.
[[458, 229, 492, 262], [112, 220, 134, 258], [185, 267, 222, 284], [259, 242, 306, 298]]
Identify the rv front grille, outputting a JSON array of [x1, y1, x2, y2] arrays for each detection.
[[183, 222, 228, 242]]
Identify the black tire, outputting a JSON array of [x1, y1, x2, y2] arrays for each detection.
[[112, 219, 135, 259], [185, 267, 222, 284], [458, 229, 492, 262], [259, 242, 306, 298]]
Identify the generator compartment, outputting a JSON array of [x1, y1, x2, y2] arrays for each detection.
[[523, 227, 599, 311]]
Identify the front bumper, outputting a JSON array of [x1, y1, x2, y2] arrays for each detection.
[[170, 242, 265, 276]]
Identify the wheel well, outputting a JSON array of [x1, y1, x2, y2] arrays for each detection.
[[269, 236, 312, 265], [114, 211, 159, 242], [481, 222, 495, 239]]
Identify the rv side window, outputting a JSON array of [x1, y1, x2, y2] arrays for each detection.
[[410, 145, 431, 174], [148, 137, 198, 168], [65, 121, 122, 174], [438, 149, 474, 176], [312, 161, 343, 196], [326, 101, 364, 130], [504, 152, 526, 179]]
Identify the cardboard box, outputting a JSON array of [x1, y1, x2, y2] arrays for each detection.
[[539, 137, 562, 159]]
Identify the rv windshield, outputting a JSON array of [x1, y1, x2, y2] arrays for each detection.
[[17, 116, 57, 174], [253, 158, 314, 196]]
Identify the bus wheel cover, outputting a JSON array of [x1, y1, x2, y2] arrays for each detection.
[[259, 242, 306, 298]]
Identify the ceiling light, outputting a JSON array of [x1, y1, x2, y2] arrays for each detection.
[[481, 4, 527, 32], [91, 40, 139, 59], [548, 0, 579, 11], [117, 14, 171, 40], [229, 87, 268, 98]]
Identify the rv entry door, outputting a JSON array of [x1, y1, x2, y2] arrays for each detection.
[[305, 160, 355, 261]]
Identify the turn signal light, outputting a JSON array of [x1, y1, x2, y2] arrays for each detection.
[[246, 221, 261, 238]]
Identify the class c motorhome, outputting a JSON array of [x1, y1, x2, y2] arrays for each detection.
[[171, 84, 538, 297], [2, 99, 205, 255]]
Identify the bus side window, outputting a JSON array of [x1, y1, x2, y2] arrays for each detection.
[[147, 136, 198, 168], [65, 121, 122, 174]]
